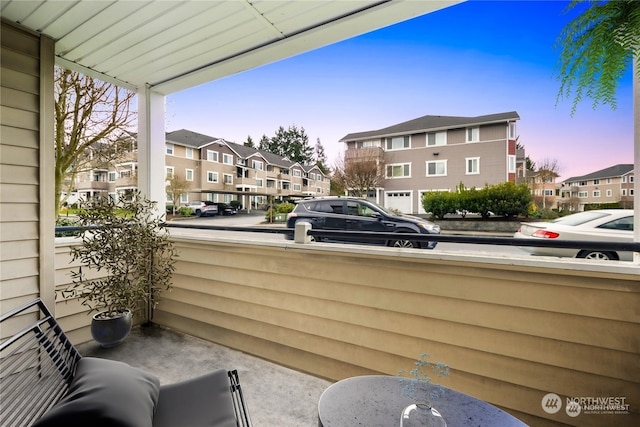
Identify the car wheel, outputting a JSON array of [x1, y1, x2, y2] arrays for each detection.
[[389, 232, 418, 248], [195, 209, 202, 217], [578, 250, 618, 261]]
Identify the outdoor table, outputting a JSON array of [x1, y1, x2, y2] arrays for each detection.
[[318, 375, 528, 427]]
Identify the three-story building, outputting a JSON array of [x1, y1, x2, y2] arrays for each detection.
[[340, 111, 522, 214], [74, 129, 330, 210]]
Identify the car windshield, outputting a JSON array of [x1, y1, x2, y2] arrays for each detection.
[[550, 211, 611, 226]]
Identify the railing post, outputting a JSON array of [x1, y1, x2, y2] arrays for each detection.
[[294, 221, 312, 244]]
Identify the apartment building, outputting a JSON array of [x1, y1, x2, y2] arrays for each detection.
[[559, 164, 634, 211], [74, 129, 330, 209], [340, 111, 521, 214]]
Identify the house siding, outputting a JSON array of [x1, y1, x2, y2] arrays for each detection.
[[0, 21, 54, 314]]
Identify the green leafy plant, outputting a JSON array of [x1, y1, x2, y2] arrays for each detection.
[[61, 192, 177, 319], [398, 353, 450, 403]]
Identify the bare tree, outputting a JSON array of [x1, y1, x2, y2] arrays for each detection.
[[333, 148, 385, 198], [535, 158, 562, 210], [54, 67, 136, 218], [165, 173, 191, 215]]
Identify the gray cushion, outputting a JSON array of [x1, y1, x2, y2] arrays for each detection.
[[33, 357, 160, 427]]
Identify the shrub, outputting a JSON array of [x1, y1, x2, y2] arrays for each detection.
[[485, 182, 532, 218], [421, 191, 458, 219]]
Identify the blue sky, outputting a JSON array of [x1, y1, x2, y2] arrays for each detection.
[[166, 0, 634, 181]]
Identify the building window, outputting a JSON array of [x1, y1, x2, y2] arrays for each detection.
[[544, 189, 554, 196], [207, 171, 218, 183], [180, 194, 188, 203], [466, 127, 479, 142], [622, 189, 627, 196], [426, 160, 447, 177], [427, 132, 446, 146], [186, 147, 193, 159], [385, 136, 410, 150], [386, 163, 411, 178], [621, 176, 627, 183], [579, 181, 587, 186], [294, 184, 301, 191], [465, 157, 480, 175], [186, 169, 194, 181], [631, 189, 635, 196], [223, 154, 233, 165], [508, 155, 516, 173], [578, 191, 588, 198], [293, 169, 302, 177], [606, 189, 612, 197], [207, 150, 218, 162], [593, 190, 600, 197], [593, 179, 600, 185], [223, 174, 233, 184], [166, 167, 174, 179], [108, 172, 116, 182], [256, 178, 263, 188], [630, 176, 635, 183], [508, 122, 516, 139], [166, 144, 174, 155], [252, 160, 263, 170]]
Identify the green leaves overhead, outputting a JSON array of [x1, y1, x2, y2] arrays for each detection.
[[555, 0, 640, 115]]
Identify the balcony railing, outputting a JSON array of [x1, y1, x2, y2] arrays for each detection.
[[53, 225, 640, 426]]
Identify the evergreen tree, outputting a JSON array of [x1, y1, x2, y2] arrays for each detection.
[[244, 135, 255, 148], [268, 125, 314, 164], [314, 138, 330, 174]]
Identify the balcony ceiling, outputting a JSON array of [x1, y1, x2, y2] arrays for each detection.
[[1, 0, 462, 95]]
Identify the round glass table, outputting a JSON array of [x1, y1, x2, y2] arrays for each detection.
[[318, 375, 528, 427]]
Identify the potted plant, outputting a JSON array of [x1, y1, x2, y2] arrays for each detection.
[[61, 192, 177, 347]]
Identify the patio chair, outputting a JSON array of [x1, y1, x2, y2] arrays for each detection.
[[0, 298, 252, 427]]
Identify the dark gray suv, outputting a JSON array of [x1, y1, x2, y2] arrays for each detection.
[[286, 197, 440, 249]]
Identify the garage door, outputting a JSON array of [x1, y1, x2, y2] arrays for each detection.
[[385, 191, 412, 213]]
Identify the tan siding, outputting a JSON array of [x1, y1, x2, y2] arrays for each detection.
[[0, 21, 42, 314], [146, 238, 639, 427]]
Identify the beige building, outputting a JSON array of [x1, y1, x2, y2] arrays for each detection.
[[559, 164, 634, 211], [74, 129, 330, 210], [340, 112, 522, 214]]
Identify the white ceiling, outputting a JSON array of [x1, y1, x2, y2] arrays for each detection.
[[1, 0, 462, 95]]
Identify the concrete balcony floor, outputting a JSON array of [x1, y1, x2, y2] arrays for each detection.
[[77, 323, 331, 426]]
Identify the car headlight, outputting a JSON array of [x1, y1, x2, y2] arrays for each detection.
[[419, 223, 440, 234]]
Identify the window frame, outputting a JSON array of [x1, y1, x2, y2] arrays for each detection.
[[426, 160, 447, 177], [223, 173, 234, 184], [185, 147, 194, 159], [427, 131, 446, 147], [207, 171, 219, 183], [465, 157, 480, 175], [386, 163, 411, 179], [466, 127, 479, 143], [222, 153, 233, 165], [207, 150, 219, 162], [166, 143, 174, 155], [385, 136, 411, 151], [185, 169, 194, 181]]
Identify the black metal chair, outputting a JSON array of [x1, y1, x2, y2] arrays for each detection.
[[0, 299, 252, 427]]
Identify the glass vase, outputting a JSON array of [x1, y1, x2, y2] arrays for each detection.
[[400, 402, 446, 427]]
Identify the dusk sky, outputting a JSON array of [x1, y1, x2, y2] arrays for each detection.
[[166, 0, 634, 181]]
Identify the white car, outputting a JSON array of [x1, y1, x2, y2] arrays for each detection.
[[514, 209, 634, 261]]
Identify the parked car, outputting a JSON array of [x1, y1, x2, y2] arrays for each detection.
[[286, 197, 440, 249], [514, 209, 634, 261], [214, 202, 238, 215], [184, 201, 218, 217]]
